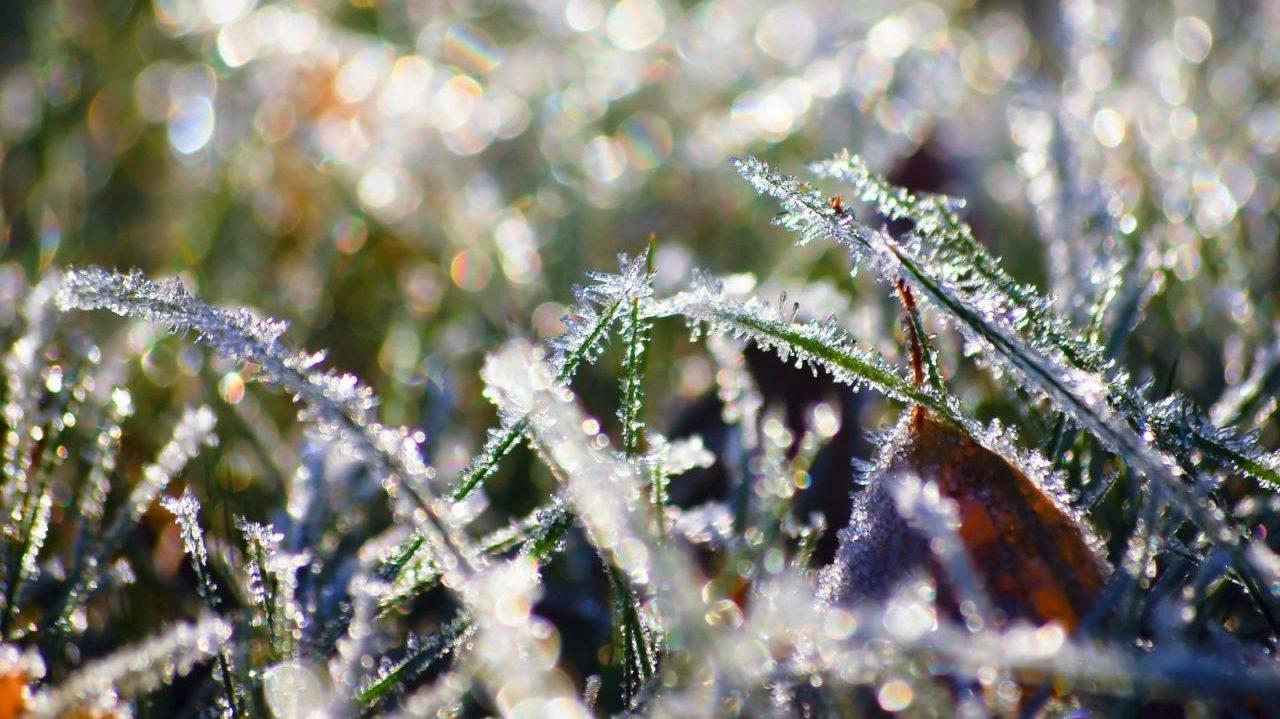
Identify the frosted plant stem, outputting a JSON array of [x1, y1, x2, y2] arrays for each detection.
[[42, 405, 215, 661], [453, 253, 654, 500], [1, 273, 59, 524], [162, 489, 246, 719], [620, 238, 656, 459], [26, 614, 232, 719], [355, 616, 472, 709], [238, 519, 306, 662], [894, 278, 946, 397], [483, 341, 741, 711], [384, 664, 470, 719], [452, 302, 623, 500], [650, 280, 958, 422]]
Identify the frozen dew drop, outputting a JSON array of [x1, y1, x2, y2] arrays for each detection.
[[262, 660, 328, 719], [877, 679, 914, 712], [1173, 16, 1213, 63], [167, 94, 215, 154], [605, 0, 665, 51], [1093, 108, 1127, 148]]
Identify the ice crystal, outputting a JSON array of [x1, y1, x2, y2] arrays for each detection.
[[554, 253, 656, 378], [647, 435, 715, 480], [262, 660, 330, 719], [668, 503, 736, 548]]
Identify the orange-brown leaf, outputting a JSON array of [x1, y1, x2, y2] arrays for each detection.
[[822, 411, 1107, 630]]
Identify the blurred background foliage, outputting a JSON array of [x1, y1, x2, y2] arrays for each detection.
[[4, 0, 1278, 482], [3, 0, 1280, 712]]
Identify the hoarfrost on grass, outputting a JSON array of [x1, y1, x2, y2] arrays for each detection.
[[56, 266, 479, 587], [26, 615, 231, 719]]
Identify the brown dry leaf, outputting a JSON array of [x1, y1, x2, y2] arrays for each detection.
[[822, 409, 1107, 629], [0, 645, 41, 719], [0, 672, 25, 719]]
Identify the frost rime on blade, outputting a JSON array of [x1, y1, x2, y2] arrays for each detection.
[[26, 615, 231, 719], [481, 341, 731, 706], [649, 272, 953, 419], [1, 273, 61, 526], [454, 252, 654, 500], [56, 266, 478, 587]]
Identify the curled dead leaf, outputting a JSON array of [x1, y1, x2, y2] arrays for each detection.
[[822, 409, 1107, 630]]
